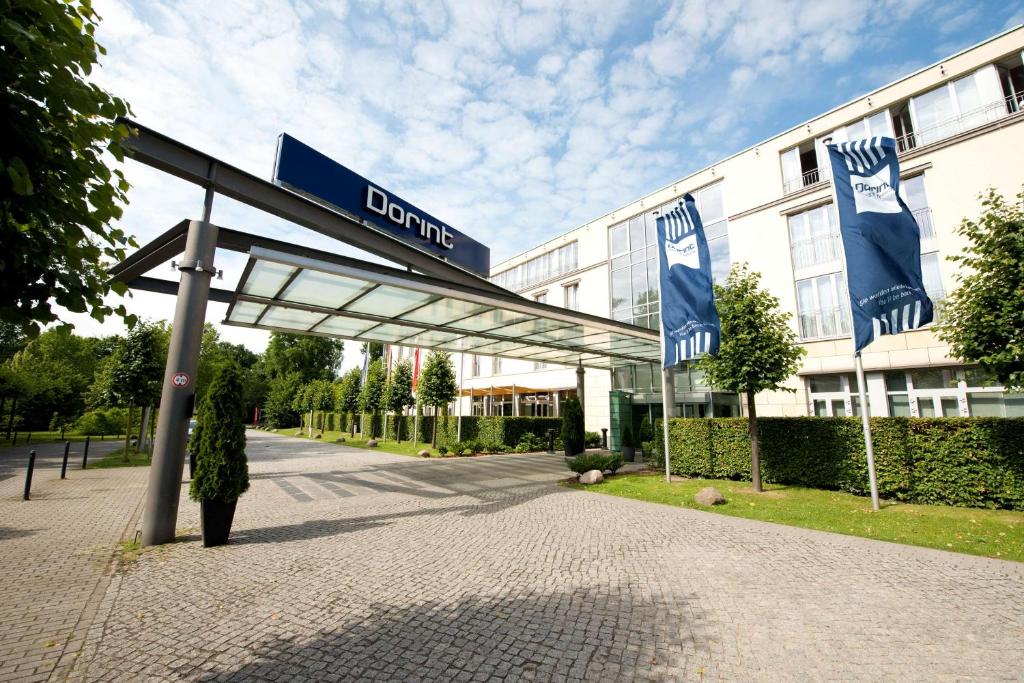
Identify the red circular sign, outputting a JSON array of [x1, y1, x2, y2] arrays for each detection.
[[172, 372, 190, 388]]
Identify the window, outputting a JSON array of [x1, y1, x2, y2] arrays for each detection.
[[470, 354, 480, 378], [491, 242, 578, 292], [900, 175, 944, 309], [789, 204, 839, 270], [608, 182, 728, 329], [492, 356, 502, 376], [815, 111, 893, 179], [795, 272, 850, 340], [896, 65, 1006, 152], [806, 373, 870, 416], [880, 366, 1024, 417], [564, 282, 579, 311], [781, 140, 820, 194]]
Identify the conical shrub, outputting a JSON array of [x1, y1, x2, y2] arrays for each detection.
[[189, 363, 249, 503]]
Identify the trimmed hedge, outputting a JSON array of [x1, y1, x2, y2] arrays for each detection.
[[302, 412, 561, 450], [647, 417, 1024, 510]]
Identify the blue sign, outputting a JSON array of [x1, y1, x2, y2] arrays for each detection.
[[273, 134, 490, 276], [657, 195, 720, 368], [825, 137, 933, 352]]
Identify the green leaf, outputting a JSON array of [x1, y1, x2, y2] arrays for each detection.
[[6, 157, 34, 195]]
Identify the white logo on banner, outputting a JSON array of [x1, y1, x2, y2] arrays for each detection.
[[851, 167, 900, 214], [664, 234, 699, 269]]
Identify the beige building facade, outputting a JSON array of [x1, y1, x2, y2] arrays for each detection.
[[455, 26, 1024, 433]]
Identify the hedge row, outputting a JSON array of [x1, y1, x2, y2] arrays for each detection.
[[301, 412, 562, 449], [646, 417, 1024, 510]]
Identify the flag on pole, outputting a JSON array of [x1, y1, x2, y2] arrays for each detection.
[[360, 347, 369, 385], [412, 348, 421, 389], [825, 137, 933, 351], [656, 194, 720, 368]]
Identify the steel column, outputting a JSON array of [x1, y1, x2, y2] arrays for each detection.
[[141, 181, 219, 546]]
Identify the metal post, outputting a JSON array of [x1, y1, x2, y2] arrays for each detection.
[[855, 353, 880, 511], [23, 450, 35, 501], [60, 441, 70, 479], [141, 173, 219, 547], [576, 360, 585, 415], [26, 432, 31, 445], [82, 436, 90, 469], [601, 428, 608, 450], [661, 367, 675, 483], [456, 352, 464, 442]]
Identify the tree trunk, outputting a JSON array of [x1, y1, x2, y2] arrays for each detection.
[[431, 406, 438, 447], [350, 412, 355, 437], [747, 389, 762, 492], [6, 397, 17, 439], [396, 413, 403, 443], [124, 401, 134, 461]]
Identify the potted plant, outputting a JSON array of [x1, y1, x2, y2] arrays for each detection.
[[560, 396, 585, 458], [621, 424, 636, 461], [189, 363, 249, 547]]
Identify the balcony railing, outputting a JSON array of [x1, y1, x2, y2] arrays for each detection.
[[912, 207, 936, 240], [791, 233, 842, 270], [799, 306, 852, 340], [895, 94, 1023, 154], [783, 167, 822, 195]]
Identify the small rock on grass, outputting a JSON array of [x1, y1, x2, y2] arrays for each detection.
[[418, 449, 430, 457], [335, 437, 346, 443], [694, 486, 725, 506], [579, 469, 604, 485], [366, 439, 378, 447]]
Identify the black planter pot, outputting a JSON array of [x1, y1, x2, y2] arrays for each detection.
[[622, 446, 636, 461], [200, 499, 237, 547]]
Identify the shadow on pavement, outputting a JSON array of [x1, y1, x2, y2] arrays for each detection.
[[196, 588, 708, 681]]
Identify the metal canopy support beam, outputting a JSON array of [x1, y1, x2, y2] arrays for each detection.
[[123, 276, 235, 303], [119, 119, 508, 293], [141, 172, 219, 547]]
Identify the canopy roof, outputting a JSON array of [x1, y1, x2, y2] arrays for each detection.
[[224, 247, 660, 369]]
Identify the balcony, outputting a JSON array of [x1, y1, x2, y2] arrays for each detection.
[[912, 207, 936, 240], [783, 167, 822, 195], [791, 233, 842, 270], [895, 94, 1023, 154], [799, 306, 852, 340]]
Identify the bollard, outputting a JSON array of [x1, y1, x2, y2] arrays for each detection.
[[546, 429, 555, 454], [23, 450, 36, 501], [82, 436, 91, 469], [601, 428, 608, 450], [60, 441, 70, 479]]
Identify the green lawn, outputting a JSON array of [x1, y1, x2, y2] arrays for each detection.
[[87, 448, 151, 468], [566, 472, 1024, 562]]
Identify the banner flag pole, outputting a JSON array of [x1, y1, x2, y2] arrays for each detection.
[[823, 135, 933, 511], [854, 351, 881, 511]]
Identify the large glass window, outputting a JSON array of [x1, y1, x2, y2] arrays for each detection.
[[789, 204, 840, 270], [906, 65, 1005, 148], [491, 241, 578, 292], [564, 283, 578, 311], [795, 272, 850, 340], [608, 182, 728, 330]]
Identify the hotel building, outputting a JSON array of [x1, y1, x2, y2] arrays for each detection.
[[453, 26, 1024, 439]]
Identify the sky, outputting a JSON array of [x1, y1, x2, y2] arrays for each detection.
[[62, 0, 1024, 371]]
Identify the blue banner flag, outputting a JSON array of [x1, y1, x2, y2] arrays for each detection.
[[656, 195, 720, 368], [825, 137, 933, 351]]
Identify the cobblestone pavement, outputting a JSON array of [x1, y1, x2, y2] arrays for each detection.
[[0, 441, 145, 682], [4, 431, 1023, 681], [54, 430, 1021, 682]]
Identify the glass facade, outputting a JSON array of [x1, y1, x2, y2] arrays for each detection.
[[608, 182, 729, 330], [490, 242, 578, 292]]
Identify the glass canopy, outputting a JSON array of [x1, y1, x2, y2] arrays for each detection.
[[224, 247, 661, 369]]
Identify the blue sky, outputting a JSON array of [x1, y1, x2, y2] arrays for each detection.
[[74, 0, 1024, 355]]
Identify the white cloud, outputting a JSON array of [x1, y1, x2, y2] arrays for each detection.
[[65, 0, 991, 354]]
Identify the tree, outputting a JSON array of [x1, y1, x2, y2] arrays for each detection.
[[698, 264, 805, 492], [2, 0, 137, 335], [75, 408, 117, 439], [560, 396, 585, 456], [336, 368, 361, 436], [359, 360, 386, 439], [99, 322, 165, 457], [383, 359, 414, 442], [293, 378, 332, 434], [263, 332, 343, 383], [262, 372, 302, 429], [939, 188, 1024, 391], [417, 351, 457, 446], [189, 362, 249, 503]]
